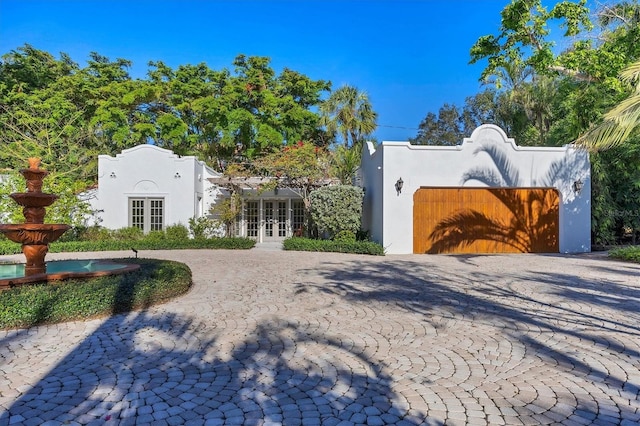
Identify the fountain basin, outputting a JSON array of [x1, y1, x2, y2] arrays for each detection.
[[0, 223, 71, 245], [10, 192, 58, 208], [0, 259, 140, 288]]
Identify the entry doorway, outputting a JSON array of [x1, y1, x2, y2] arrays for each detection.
[[264, 200, 288, 241], [238, 198, 305, 242]]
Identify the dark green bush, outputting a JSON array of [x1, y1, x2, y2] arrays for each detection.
[[609, 246, 640, 263], [165, 224, 190, 240], [0, 259, 192, 330], [57, 226, 86, 242], [0, 240, 20, 255], [81, 226, 113, 241], [310, 185, 364, 239], [0, 236, 255, 255], [283, 237, 384, 255], [112, 226, 145, 241], [145, 230, 167, 242], [188, 216, 216, 239], [356, 229, 371, 241], [333, 230, 356, 243]]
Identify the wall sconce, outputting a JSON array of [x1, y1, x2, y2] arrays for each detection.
[[573, 178, 584, 194], [174, 172, 181, 179], [274, 187, 279, 195], [109, 171, 116, 178], [395, 177, 404, 195]]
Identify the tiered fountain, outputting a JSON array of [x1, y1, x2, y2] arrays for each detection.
[[0, 158, 138, 288], [0, 158, 70, 277]]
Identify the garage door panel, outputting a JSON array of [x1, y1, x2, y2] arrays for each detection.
[[413, 187, 559, 254]]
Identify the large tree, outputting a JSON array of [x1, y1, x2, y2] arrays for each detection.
[[410, 104, 465, 146], [576, 60, 640, 150], [469, 0, 592, 85], [0, 45, 333, 178]]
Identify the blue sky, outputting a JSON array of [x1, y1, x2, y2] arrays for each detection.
[[1, 0, 514, 141]]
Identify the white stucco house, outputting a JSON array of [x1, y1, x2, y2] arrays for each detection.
[[89, 125, 590, 253], [89, 144, 307, 242], [360, 124, 591, 255], [89, 145, 221, 232]]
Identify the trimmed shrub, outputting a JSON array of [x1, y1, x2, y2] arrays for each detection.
[[283, 237, 384, 255], [0, 233, 255, 255], [609, 246, 640, 263], [310, 185, 363, 239], [188, 216, 217, 239], [112, 227, 144, 241], [165, 224, 190, 240], [333, 230, 356, 243], [356, 229, 371, 241], [145, 230, 167, 242], [0, 259, 192, 329], [81, 226, 113, 241]]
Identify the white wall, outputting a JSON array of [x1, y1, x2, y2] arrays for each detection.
[[94, 145, 220, 230], [361, 124, 591, 254]]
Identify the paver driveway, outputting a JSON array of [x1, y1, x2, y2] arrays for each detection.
[[0, 249, 639, 425]]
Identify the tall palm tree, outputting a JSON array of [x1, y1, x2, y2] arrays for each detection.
[[576, 59, 640, 150], [320, 85, 377, 147]]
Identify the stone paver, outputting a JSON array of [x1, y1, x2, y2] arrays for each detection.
[[0, 249, 639, 424]]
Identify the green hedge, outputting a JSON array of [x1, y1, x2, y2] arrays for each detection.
[[0, 259, 192, 330], [283, 237, 385, 256], [0, 237, 255, 255], [609, 246, 640, 263]]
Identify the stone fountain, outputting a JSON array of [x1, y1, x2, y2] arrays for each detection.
[[0, 158, 139, 289], [0, 158, 71, 276]]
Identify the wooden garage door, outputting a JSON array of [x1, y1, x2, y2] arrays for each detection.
[[413, 187, 559, 254]]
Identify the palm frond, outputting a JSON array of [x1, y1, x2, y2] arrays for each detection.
[[427, 210, 528, 253], [576, 59, 640, 150], [473, 144, 521, 186], [461, 167, 504, 186]]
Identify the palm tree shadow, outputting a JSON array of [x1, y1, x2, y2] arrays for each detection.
[[1, 308, 431, 424], [295, 257, 640, 423], [424, 144, 583, 254]]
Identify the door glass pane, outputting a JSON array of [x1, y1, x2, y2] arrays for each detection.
[[278, 201, 287, 237], [246, 201, 258, 238], [265, 201, 274, 237], [293, 200, 304, 236], [150, 199, 164, 231], [130, 199, 145, 230]]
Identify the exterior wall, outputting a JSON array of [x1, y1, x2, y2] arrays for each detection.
[[361, 143, 384, 245], [94, 145, 220, 230], [360, 124, 591, 254]]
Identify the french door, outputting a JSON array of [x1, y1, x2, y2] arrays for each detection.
[[264, 200, 287, 241]]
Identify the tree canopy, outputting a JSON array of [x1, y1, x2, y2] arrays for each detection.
[[0, 45, 335, 184]]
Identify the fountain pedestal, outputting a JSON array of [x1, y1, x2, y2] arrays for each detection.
[[0, 158, 70, 276]]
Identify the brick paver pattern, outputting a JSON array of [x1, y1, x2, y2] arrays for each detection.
[[0, 249, 639, 425]]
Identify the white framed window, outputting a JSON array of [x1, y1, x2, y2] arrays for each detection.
[[129, 197, 164, 233]]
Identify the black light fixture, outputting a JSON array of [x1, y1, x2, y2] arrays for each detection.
[[174, 172, 181, 179], [573, 178, 584, 194], [395, 177, 404, 195]]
